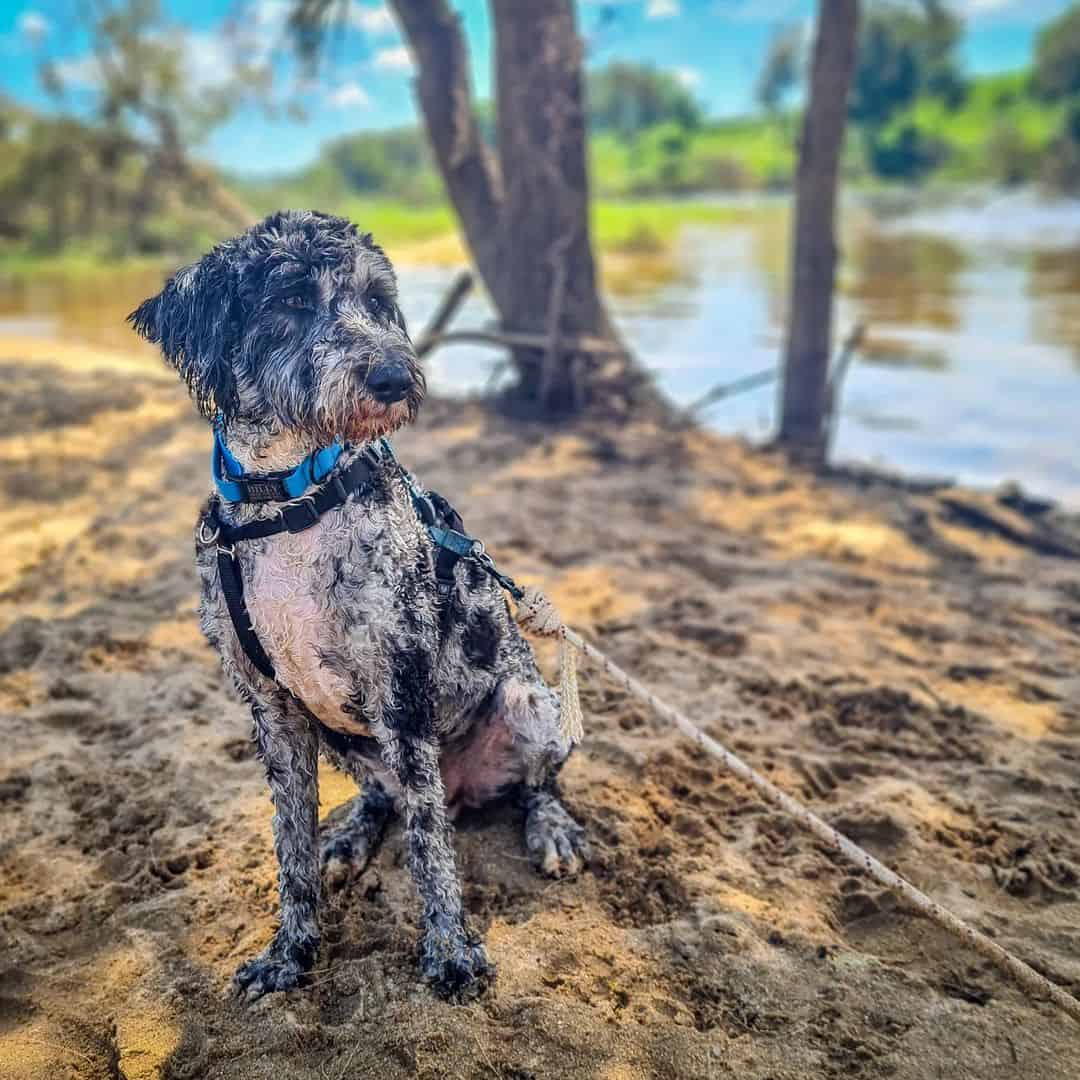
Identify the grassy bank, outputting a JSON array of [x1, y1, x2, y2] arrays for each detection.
[[0, 198, 786, 279]]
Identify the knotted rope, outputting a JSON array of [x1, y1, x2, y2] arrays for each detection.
[[513, 585, 1080, 1025], [515, 586, 584, 744]]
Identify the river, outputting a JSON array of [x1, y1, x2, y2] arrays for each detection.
[[3, 193, 1078, 505]]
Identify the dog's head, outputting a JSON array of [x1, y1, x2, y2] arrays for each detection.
[[129, 210, 424, 444]]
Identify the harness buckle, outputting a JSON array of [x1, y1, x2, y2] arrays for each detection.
[[282, 496, 320, 533]]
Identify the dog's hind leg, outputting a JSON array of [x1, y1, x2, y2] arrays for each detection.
[[319, 774, 395, 889], [233, 693, 321, 1002], [522, 780, 588, 879], [497, 677, 588, 879]]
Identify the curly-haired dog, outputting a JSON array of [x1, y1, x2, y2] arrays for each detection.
[[129, 210, 586, 1001]]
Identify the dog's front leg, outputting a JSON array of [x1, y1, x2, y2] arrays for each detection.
[[234, 695, 321, 1001], [382, 722, 493, 999]]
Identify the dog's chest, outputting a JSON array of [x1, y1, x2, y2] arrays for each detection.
[[243, 518, 385, 737]]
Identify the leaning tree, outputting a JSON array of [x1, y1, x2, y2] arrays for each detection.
[[776, 0, 860, 465], [292, 0, 654, 420]]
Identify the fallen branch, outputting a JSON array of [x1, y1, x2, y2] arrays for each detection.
[[514, 586, 1080, 1025], [416, 269, 475, 358], [419, 327, 628, 358], [685, 367, 779, 416], [825, 321, 867, 453]]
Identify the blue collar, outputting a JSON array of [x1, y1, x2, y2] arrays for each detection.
[[212, 424, 344, 504]]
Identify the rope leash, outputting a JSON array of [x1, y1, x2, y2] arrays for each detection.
[[513, 585, 1080, 1025]]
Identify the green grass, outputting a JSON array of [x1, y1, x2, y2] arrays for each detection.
[[0, 247, 172, 282], [592, 198, 782, 254], [0, 198, 776, 277], [321, 200, 458, 246]]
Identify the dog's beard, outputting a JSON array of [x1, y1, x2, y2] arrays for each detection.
[[311, 388, 418, 447], [338, 399, 415, 444]]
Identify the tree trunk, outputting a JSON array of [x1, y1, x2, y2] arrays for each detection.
[[490, 0, 621, 414], [387, 0, 504, 299], [390, 0, 647, 419], [777, 0, 860, 465]]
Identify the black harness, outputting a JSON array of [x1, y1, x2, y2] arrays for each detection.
[[198, 439, 514, 682]]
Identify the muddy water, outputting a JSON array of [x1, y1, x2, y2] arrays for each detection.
[[3, 195, 1078, 503]]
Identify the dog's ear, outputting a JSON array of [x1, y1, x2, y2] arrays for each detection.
[[128, 250, 240, 419]]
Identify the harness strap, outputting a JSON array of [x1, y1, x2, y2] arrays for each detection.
[[204, 438, 513, 682], [204, 445, 385, 679], [217, 549, 276, 679]]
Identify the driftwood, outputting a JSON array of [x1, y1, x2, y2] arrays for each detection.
[[824, 321, 867, 452], [416, 270, 475, 358], [686, 323, 866, 425], [421, 328, 628, 358], [413, 267, 628, 366], [685, 368, 779, 416], [938, 491, 1080, 561]]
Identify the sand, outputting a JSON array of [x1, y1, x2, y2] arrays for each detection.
[[1, 343, 1079, 1079]]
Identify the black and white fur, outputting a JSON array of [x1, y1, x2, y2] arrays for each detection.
[[130, 210, 585, 1002]]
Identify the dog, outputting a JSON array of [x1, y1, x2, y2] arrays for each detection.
[[129, 210, 586, 1001]]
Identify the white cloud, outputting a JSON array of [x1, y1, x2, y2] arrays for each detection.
[[17, 9, 50, 41], [53, 52, 102, 89], [956, 0, 1011, 11], [327, 81, 371, 108], [646, 0, 680, 16], [52, 27, 253, 94], [673, 66, 701, 90], [348, 3, 396, 35], [373, 45, 413, 72]]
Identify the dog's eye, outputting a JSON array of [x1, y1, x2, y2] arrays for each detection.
[[282, 294, 312, 310], [365, 293, 385, 317]]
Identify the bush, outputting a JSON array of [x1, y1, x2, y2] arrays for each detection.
[[1032, 5, 1080, 101]]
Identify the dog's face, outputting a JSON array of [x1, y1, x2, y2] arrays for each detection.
[[130, 210, 424, 445]]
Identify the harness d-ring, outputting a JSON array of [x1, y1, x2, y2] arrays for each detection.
[[197, 519, 220, 547]]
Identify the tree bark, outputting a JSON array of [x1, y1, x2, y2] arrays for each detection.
[[388, 0, 505, 305], [391, 0, 646, 419], [490, 0, 624, 414], [777, 0, 860, 465]]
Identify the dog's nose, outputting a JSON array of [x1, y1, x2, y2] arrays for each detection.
[[366, 359, 413, 404]]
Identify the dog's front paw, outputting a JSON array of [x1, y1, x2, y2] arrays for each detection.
[[232, 948, 310, 1003], [420, 927, 494, 1001], [525, 797, 588, 879]]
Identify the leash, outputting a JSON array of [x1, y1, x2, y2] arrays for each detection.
[[507, 585, 1080, 1026]]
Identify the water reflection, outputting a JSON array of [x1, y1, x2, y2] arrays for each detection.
[[846, 225, 967, 333], [1028, 248, 1080, 369], [1, 201, 1078, 503]]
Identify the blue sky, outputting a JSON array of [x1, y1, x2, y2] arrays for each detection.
[[1, 0, 1075, 176]]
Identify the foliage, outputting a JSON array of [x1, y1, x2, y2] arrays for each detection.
[[757, 25, 803, 114], [1031, 4, 1080, 102], [850, 1, 966, 130], [1, 0, 264, 256], [587, 62, 703, 137], [1029, 3, 1080, 192]]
